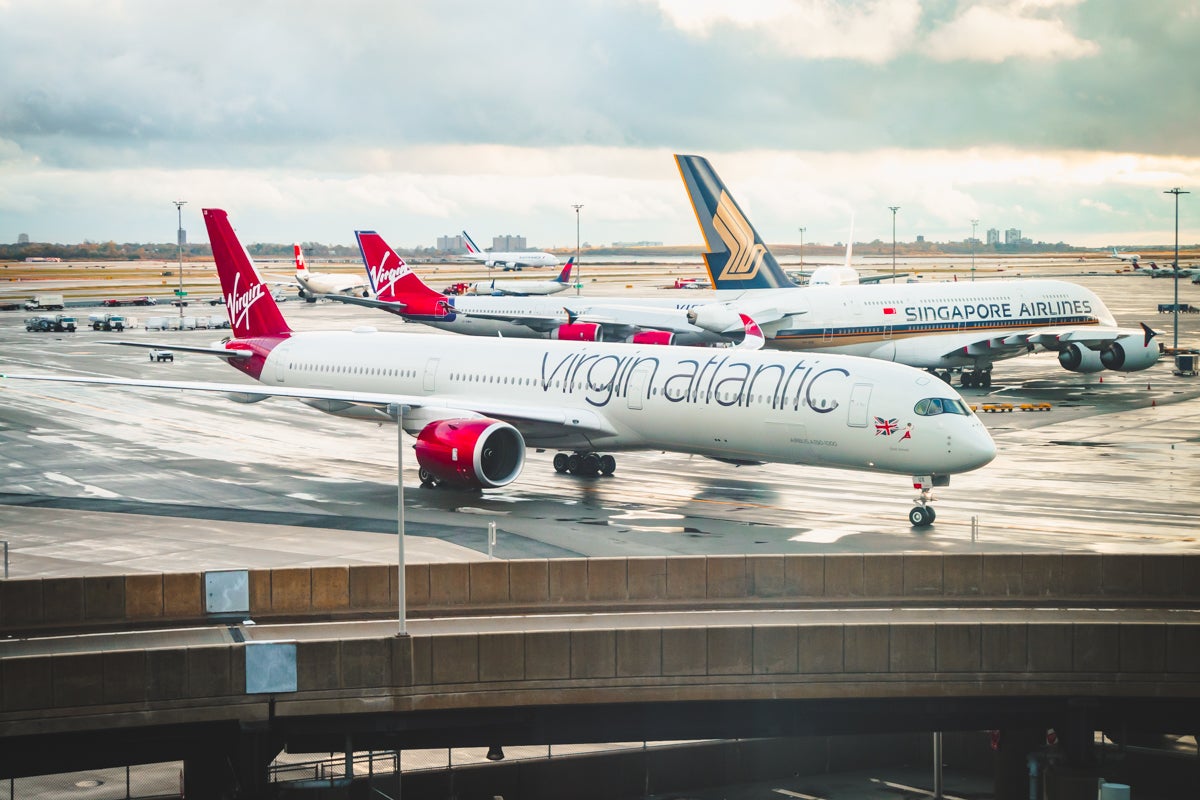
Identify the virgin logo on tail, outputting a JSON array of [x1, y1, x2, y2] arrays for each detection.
[[370, 250, 413, 297], [226, 271, 265, 331]]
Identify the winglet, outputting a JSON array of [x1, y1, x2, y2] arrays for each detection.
[[1142, 322, 1158, 346], [734, 314, 765, 350], [204, 209, 291, 340], [674, 154, 792, 291]]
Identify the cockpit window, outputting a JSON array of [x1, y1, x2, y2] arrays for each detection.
[[914, 397, 970, 416]]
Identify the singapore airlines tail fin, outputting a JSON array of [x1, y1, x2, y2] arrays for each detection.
[[356, 231, 449, 314], [674, 154, 792, 291], [203, 208, 292, 340]]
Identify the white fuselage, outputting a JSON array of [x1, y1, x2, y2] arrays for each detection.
[[297, 269, 367, 298], [260, 329, 994, 477], [711, 279, 1118, 369], [465, 251, 558, 269], [467, 277, 568, 296]]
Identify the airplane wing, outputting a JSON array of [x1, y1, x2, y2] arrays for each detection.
[[858, 273, 908, 284], [451, 307, 569, 333], [321, 295, 407, 312], [0, 373, 619, 440], [100, 341, 252, 359], [947, 325, 1152, 359]]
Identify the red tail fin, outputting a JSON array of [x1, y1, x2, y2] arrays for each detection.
[[556, 257, 574, 283], [356, 231, 447, 309], [294, 243, 307, 272], [204, 209, 291, 340]]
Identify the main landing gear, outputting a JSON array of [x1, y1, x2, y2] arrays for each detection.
[[553, 451, 617, 477], [960, 369, 992, 389], [909, 486, 937, 528]]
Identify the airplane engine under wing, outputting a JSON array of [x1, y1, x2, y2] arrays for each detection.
[[686, 305, 742, 335], [1101, 333, 1160, 372], [414, 418, 525, 489], [553, 322, 602, 342], [1058, 343, 1106, 373], [627, 331, 675, 346]]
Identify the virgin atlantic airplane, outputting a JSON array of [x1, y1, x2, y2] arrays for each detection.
[[2, 210, 996, 526]]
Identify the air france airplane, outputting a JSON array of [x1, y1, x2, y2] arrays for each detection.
[[675, 155, 1160, 388], [2, 209, 995, 527], [461, 230, 559, 270]]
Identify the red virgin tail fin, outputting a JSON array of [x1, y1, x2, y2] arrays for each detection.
[[356, 231, 447, 308], [203, 209, 291, 340]]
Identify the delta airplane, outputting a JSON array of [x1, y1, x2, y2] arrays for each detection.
[[273, 243, 372, 302], [465, 257, 574, 296], [1, 209, 996, 527], [329, 231, 730, 346], [674, 154, 1160, 388], [461, 230, 559, 270]]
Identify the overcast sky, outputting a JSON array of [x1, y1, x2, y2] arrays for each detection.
[[1, 0, 1196, 250]]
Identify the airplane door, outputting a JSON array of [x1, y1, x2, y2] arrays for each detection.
[[626, 362, 653, 410], [273, 341, 288, 384], [847, 383, 872, 427], [423, 358, 440, 392]]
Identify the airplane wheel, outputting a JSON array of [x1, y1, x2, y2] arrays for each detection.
[[418, 467, 437, 487], [599, 454, 616, 475], [981, 372, 992, 388], [926, 506, 937, 522], [553, 453, 569, 473], [583, 453, 601, 476], [566, 453, 581, 474], [939, 371, 952, 384], [908, 506, 934, 527]]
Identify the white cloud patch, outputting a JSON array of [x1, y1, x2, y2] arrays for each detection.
[[922, 1, 1098, 63], [650, 0, 922, 63]]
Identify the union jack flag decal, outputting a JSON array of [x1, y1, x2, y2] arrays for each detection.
[[874, 416, 899, 436]]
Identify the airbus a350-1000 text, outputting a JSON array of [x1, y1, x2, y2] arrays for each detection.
[[1, 209, 996, 526]]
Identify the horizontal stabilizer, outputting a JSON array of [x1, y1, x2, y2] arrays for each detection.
[[101, 341, 252, 359]]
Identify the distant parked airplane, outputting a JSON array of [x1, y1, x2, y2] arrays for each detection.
[[463, 258, 574, 296], [1110, 248, 1141, 265], [272, 244, 371, 302], [460, 230, 559, 270]]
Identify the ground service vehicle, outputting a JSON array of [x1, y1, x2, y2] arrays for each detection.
[[148, 349, 174, 362], [89, 314, 127, 331], [23, 294, 65, 311], [25, 314, 76, 332]]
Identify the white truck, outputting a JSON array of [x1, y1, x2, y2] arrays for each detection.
[[23, 294, 66, 311]]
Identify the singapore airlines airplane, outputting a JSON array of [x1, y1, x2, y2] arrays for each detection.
[[674, 154, 1160, 388], [464, 257, 574, 296], [2, 209, 995, 526], [274, 243, 372, 302], [461, 230, 559, 270]]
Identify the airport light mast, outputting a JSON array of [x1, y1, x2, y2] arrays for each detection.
[[572, 204, 583, 296], [1165, 187, 1190, 354], [970, 219, 979, 282], [798, 226, 805, 271], [173, 200, 187, 318], [888, 207, 899, 283]]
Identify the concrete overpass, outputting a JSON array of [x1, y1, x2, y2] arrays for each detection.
[[3, 553, 1199, 796]]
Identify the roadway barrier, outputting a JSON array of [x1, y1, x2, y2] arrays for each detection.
[[3, 554, 1199, 635]]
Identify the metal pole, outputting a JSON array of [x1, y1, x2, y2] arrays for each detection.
[[173, 200, 186, 318], [3, 540, 7, 579], [888, 207, 899, 283], [970, 219, 979, 282], [932, 732, 944, 799], [798, 226, 805, 270], [572, 204, 583, 296], [389, 403, 408, 636], [1164, 188, 1190, 354]]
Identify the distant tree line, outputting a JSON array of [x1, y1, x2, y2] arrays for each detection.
[[0, 241, 443, 261]]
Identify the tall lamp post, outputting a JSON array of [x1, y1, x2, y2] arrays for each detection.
[[572, 204, 583, 296], [970, 218, 979, 282], [798, 227, 806, 271], [173, 200, 187, 317], [888, 207, 900, 283], [1165, 187, 1190, 354]]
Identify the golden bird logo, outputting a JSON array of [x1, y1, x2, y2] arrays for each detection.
[[713, 191, 765, 282]]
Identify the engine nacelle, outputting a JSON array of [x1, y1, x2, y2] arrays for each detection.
[[626, 330, 675, 346], [1100, 334, 1160, 372], [553, 322, 602, 342], [1058, 343, 1106, 373], [686, 305, 742, 334], [413, 418, 525, 489]]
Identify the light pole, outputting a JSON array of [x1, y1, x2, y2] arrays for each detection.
[[1165, 188, 1190, 354], [388, 402, 410, 636], [798, 226, 805, 271], [970, 219, 979, 282], [572, 204, 583, 296], [173, 200, 187, 317], [888, 207, 900, 283]]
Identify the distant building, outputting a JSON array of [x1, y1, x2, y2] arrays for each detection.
[[492, 235, 526, 251], [1004, 228, 1021, 245], [611, 240, 664, 247], [987, 228, 1000, 245], [437, 234, 466, 252], [17, 233, 29, 245], [915, 235, 925, 244], [177, 228, 187, 246]]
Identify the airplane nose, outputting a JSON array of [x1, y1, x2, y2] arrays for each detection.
[[957, 421, 997, 472]]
